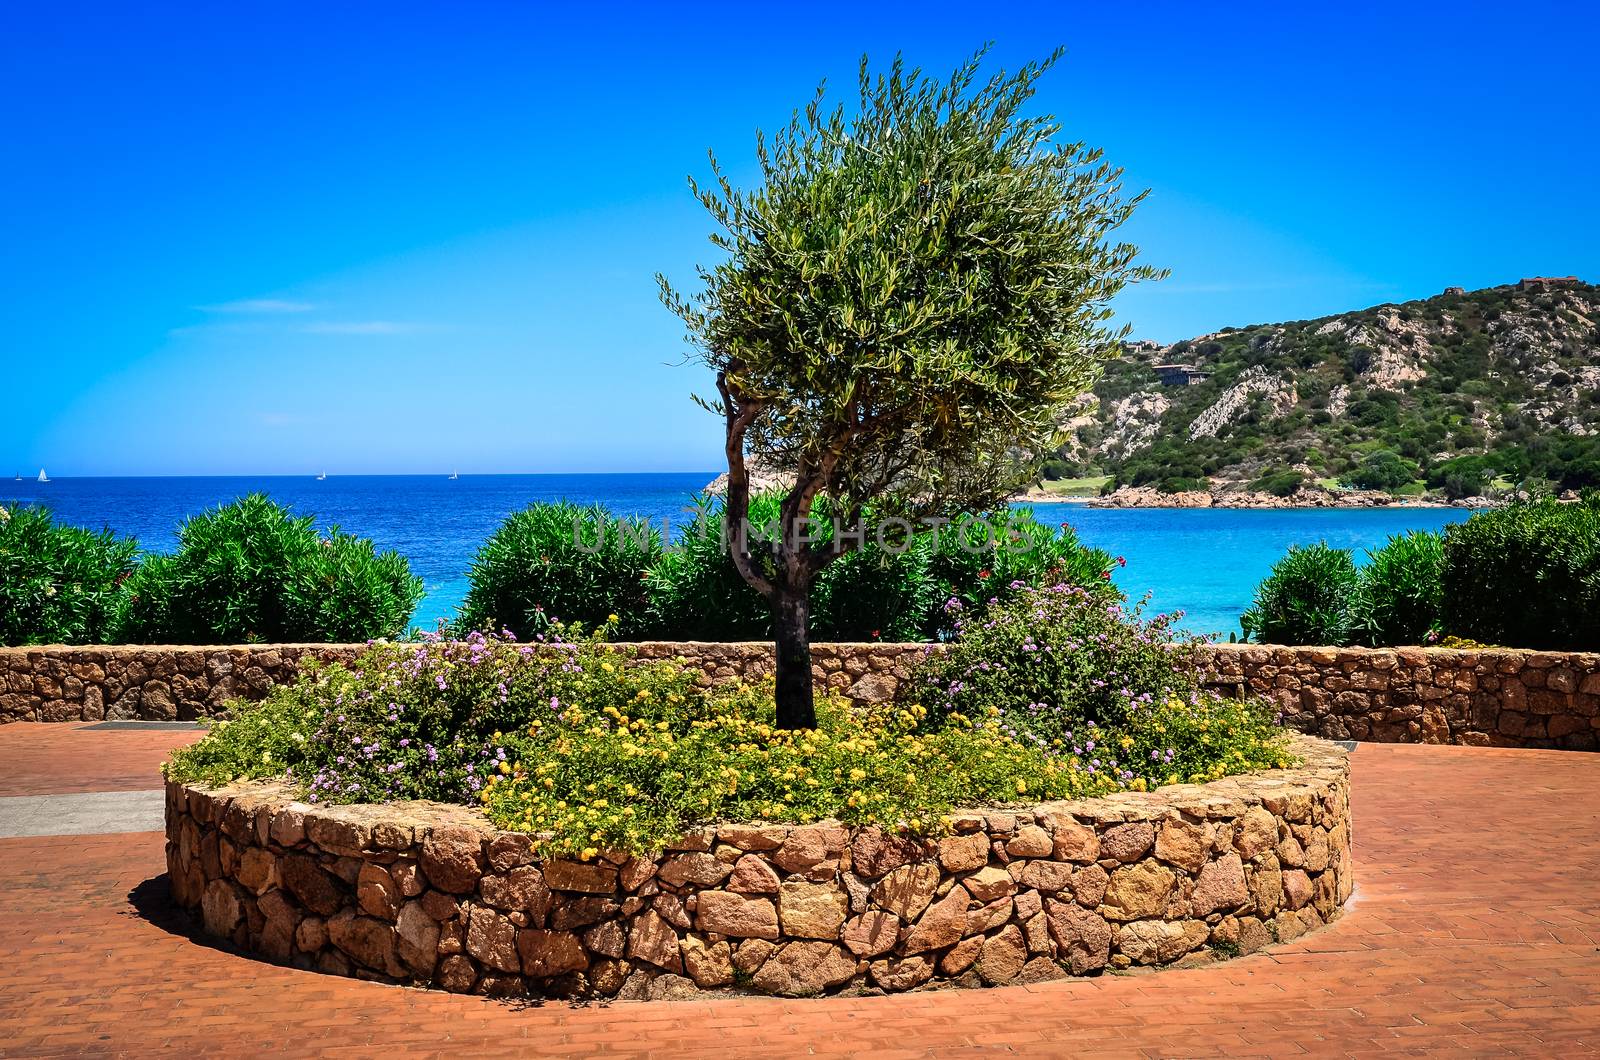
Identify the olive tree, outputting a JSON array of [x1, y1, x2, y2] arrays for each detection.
[[659, 49, 1162, 728]]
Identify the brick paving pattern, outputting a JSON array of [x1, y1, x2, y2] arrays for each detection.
[[0, 723, 201, 797], [0, 725, 1596, 1057]]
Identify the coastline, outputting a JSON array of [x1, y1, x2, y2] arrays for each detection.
[[703, 472, 1485, 511], [1012, 485, 1486, 510]]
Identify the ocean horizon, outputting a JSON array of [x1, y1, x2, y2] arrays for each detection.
[[4, 473, 1475, 638]]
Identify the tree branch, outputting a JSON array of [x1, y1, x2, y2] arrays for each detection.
[[719, 368, 776, 599]]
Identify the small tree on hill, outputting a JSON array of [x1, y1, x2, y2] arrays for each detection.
[[659, 49, 1162, 728]]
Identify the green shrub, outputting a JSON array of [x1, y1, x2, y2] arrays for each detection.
[[1340, 450, 1420, 492], [1240, 543, 1360, 645], [1426, 454, 1495, 499], [1355, 530, 1444, 646], [640, 493, 788, 640], [166, 620, 1292, 857], [475, 495, 1120, 642], [811, 533, 945, 642], [1440, 498, 1600, 650], [119, 493, 421, 643], [458, 501, 661, 639], [1251, 469, 1307, 497], [0, 505, 137, 646]]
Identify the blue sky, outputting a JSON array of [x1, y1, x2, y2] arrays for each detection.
[[4, 1, 1596, 476]]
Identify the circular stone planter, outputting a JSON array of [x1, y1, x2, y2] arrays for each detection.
[[164, 734, 1352, 1001]]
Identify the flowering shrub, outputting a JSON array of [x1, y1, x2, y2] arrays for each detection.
[[477, 690, 1122, 857], [908, 583, 1288, 783], [164, 622, 689, 806], [912, 583, 1202, 740], [167, 611, 1292, 857]]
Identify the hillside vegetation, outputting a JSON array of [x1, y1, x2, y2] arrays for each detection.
[[1049, 280, 1600, 500]]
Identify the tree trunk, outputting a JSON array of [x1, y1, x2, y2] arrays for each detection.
[[773, 587, 817, 729]]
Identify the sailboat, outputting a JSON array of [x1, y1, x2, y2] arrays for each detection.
[[448, 470, 459, 480], [316, 471, 327, 481], [36, 468, 49, 483]]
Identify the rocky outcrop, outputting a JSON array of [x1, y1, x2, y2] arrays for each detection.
[[165, 734, 1353, 1001], [1062, 281, 1600, 496], [1315, 308, 1435, 391], [701, 461, 788, 495], [1086, 485, 1465, 509], [1102, 392, 1171, 458], [1187, 366, 1297, 441]]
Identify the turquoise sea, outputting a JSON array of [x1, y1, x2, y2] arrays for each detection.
[[4, 474, 1474, 638]]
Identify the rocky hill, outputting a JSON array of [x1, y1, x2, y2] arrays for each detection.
[[1051, 278, 1600, 504]]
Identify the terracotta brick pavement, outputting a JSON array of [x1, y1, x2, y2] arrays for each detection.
[[0, 730, 1597, 1057], [0, 723, 201, 797]]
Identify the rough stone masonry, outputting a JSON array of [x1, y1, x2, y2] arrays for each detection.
[[6, 641, 1597, 750], [166, 733, 1351, 1001]]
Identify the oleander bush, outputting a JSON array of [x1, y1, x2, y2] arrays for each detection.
[[165, 608, 1293, 857], [0, 504, 138, 646], [462, 494, 1118, 642], [1355, 530, 1444, 647], [1240, 543, 1360, 646], [118, 493, 422, 643], [1244, 499, 1600, 648], [457, 501, 661, 639], [639, 493, 794, 640], [1440, 497, 1600, 650]]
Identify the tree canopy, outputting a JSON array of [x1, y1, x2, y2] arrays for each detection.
[[659, 48, 1162, 726]]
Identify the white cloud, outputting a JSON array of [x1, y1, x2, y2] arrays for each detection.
[[298, 321, 419, 335], [199, 298, 317, 313]]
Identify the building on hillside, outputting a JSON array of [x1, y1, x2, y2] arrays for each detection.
[[1518, 276, 1581, 290], [1443, 286, 1465, 296], [1153, 363, 1210, 387]]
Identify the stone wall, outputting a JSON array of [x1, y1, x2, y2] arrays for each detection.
[[7, 641, 1600, 751], [0, 645, 364, 723], [164, 734, 1351, 1001], [0, 642, 931, 724], [1200, 644, 1600, 751]]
